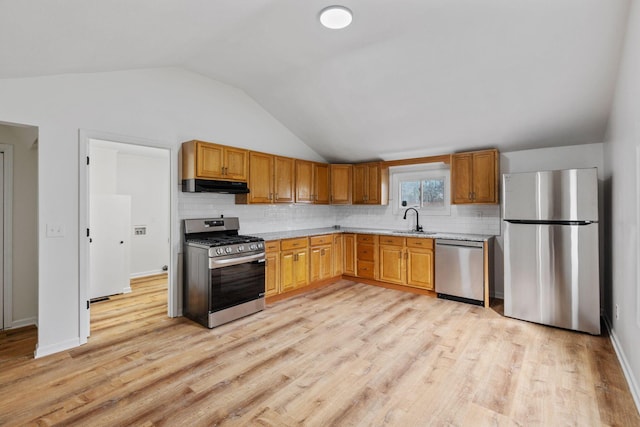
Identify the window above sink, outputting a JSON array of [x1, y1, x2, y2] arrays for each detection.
[[389, 163, 451, 217]]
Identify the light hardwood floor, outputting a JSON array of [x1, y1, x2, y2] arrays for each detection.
[[1, 276, 639, 426]]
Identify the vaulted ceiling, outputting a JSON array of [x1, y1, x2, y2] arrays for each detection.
[[0, 0, 630, 162]]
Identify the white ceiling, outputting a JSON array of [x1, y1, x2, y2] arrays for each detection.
[[0, 0, 630, 162]]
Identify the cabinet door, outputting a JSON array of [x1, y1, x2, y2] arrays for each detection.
[[333, 234, 343, 276], [406, 248, 434, 290], [365, 164, 380, 204], [196, 142, 225, 179], [280, 251, 296, 293], [224, 147, 248, 181], [274, 156, 295, 203], [330, 164, 352, 204], [343, 234, 356, 275], [247, 152, 273, 204], [320, 245, 333, 280], [314, 163, 330, 204], [310, 246, 322, 283], [294, 249, 309, 288], [352, 164, 367, 204], [451, 153, 473, 204], [472, 151, 497, 203], [379, 245, 404, 284], [265, 249, 280, 297], [295, 160, 314, 203]]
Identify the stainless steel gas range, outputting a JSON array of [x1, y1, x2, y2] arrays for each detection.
[[183, 217, 265, 328]]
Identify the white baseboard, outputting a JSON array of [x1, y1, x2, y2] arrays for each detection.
[[10, 316, 37, 329], [604, 316, 640, 414], [34, 337, 81, 359], [130, 269, 165, 279]]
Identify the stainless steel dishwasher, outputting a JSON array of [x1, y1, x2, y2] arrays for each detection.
[[435, 239, 484, 305]]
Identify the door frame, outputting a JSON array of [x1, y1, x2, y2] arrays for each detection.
[[78, 129, 178, 344], [0, 144, 13, 330]]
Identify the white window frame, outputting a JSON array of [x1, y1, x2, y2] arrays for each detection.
[[390, 163, 451, 216]]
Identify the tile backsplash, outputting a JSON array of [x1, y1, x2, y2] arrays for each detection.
[[178, 191, 501, 236]]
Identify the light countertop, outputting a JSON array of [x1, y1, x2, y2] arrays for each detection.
[[251, 227, 494, 242]]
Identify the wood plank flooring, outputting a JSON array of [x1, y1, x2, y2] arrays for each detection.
[[1, 277, 639, 426]]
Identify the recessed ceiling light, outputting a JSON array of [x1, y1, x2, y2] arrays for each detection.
[[319, 6, 353, 30]]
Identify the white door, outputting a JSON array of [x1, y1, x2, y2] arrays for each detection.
[[89, 194, 131, 299]]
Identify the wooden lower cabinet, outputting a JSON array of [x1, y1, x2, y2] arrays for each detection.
[[356, 234, 378, 279], [265, 241, 280, 297], [405, 238, 434, 290], [310, 235, 333, 282], [379, 236, 405, 285], [333, 234, 344, 276], [280, 238, 309, 293], [343, 234, 356, 276]]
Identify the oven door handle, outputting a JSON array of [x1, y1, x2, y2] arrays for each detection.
[[209, 252, 266, 269]]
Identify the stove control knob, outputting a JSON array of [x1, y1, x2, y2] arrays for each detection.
[[257, 242, 264, 249], [225, 247, 232, 254], [249, 244, 257, 250], [237, 245, 245, 252], [216, 248, 224, 255]]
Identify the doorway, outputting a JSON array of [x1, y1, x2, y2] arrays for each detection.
[[79, 131, 176, 343], [0, 123, 38, 333]]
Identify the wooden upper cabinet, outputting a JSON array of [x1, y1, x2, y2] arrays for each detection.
[[314, 163, 330, 204], [451, 149, 499, 204], [295, 160, 314, 203], [274, 156, 295, 203], [295, 160, 330, 204], [182, 140, 248, 182], [330, 164, 352, 205], [238, 152, 294, 204], [245, 151, 273, 204], [353, 162, 389, 205]]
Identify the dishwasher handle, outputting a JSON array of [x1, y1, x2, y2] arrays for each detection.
[[435, 239, 483, 249]]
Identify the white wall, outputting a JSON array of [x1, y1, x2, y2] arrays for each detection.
[[494, 143, 605, 298], [117, 152, 170, 277], [0, 67, 322, 357], [603, 0, 640, 410], [0, 124, 38, 328]]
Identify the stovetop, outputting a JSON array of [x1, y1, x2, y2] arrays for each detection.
[[183, 217, 265, 257], [186, 235, 263, 247]]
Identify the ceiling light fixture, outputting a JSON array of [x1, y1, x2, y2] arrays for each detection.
[[319, 6, 353, 30]]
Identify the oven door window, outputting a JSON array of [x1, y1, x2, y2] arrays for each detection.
[[210, 260, 265, 312]]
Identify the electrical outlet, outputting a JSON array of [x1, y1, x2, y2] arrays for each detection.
[[615, 304, 620, 320], [134, 226, 147, 236]]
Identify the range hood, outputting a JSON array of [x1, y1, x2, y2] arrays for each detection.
[[182, 179, 250, 194]]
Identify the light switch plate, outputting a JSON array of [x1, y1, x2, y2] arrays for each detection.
[[46, 224, 65, 238]]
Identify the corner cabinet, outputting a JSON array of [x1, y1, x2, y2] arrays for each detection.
[[330, 164, 353, 205], [353, 162, 389, 205], [295, 161, 330, 204], [182, 140, 248, 182], [451, 149, 499, 204], [237, 152, 294, 204]]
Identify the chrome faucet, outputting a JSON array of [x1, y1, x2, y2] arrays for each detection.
[[403, 208, 423, 232]]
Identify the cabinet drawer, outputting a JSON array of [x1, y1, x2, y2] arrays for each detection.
[[265, 241, 280, 252], [357, 244, 375, 261], [406, 237, 434, 249], [357, 261, 376, 279], [310, 235, 332, 246], [281, 237, 308, 250], [357, 234, 378, 244], [379, 235, 404, 246]]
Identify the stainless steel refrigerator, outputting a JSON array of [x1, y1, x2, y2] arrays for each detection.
[[503, 168, 600, 334]]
